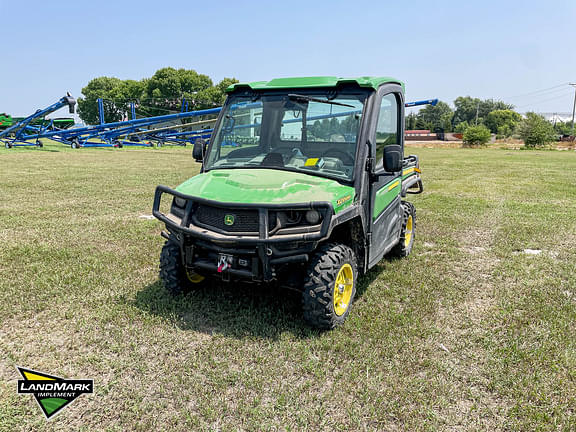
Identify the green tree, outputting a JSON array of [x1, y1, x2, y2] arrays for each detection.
[[414, 101, 453, 132], [484, 109, 522, 136], [553, 120, 574, 136], [216, 77, 240, 94], [194, 78, 239, 109], [497, 125, 514, 138], [480, 99, 514, 118], [405, 113, 417, 130], [454, 121, 469, 134], [453, 96, 481, 125], [462, 124, 491, 146], [142, 67, 213, 115], [517, 113, 556, 147], [77, 77, 124, 124], [453, 96, 514, 126], [108, 79, 146, 119], [77, 70, 239, 124]]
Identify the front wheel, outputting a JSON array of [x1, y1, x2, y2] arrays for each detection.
[[159, 240, 206, 295], [302, 243, 357, 329]]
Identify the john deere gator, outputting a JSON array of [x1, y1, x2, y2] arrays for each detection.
[[153, 76, 423, 329]]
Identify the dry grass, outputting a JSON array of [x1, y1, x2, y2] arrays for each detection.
[[0, 141, 575, 431]]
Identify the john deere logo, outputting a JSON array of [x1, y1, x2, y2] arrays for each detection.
[[16, 367, 93, 420], [224, 214, 235, 226]]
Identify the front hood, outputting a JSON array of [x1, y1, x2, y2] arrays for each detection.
[[175, 169, 355, 213]]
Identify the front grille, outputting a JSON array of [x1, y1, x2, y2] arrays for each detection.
[[193, 205, 260, 233]]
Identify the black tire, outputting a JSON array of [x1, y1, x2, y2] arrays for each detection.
[[159, 240, 206, 295], [389, 201, 416, 257], [302, 243, 357, 329]]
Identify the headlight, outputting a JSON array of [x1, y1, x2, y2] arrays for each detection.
[[174, 197, 187, 208], [283, 210, 302, 225], [305, 210, 321, 224], [274, 210, 322, 229]]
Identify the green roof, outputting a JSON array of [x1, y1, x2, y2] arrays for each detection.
[[226, 76, 403, 93]]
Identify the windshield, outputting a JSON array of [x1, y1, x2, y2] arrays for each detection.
[[205, 91, 367, 181]]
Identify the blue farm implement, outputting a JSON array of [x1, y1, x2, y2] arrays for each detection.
[[405, 99, 438, 108], [0, 95, 220, 149], [0, 94, 76, 148], [0, 95, 438, 149]]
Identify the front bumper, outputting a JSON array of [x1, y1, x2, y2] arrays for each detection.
[[152, 185, 334, 282]]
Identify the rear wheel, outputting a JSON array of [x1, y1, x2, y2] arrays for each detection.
[[159, 240, 206, 295], [302, 243, 357, 329], [390, 201, 416, 257]]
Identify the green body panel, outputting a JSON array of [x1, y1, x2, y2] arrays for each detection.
[[372, 178, 401, 220], [0, 114, 74, 130], [175, 169, 355, 213], [0, 113, 13, 129], [227, 76, 404, 93], [51, 118, 75, 128]]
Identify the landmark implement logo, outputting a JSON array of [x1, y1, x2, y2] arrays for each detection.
[[16, 367, 93, 419]]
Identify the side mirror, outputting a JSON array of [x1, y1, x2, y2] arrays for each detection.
[[193, 138, 206, 162], [383, 144, 402, 172]]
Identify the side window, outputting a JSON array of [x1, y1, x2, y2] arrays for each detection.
[[375, 93, 399, 168]]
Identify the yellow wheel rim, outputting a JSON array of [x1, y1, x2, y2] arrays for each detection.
[[404, 215, 413, 248], [186, 271, 205, 284], [333, 263, 354, 316]]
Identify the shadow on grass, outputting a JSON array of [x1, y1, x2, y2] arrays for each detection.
[[133, 261, 388, 340], [134, 279, 320, 340]]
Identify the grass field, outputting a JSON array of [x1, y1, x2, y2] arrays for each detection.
[[0, 141, 575, 431]]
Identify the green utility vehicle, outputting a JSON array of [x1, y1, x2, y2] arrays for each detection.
[[0, 113, 13, 129], [0, 113, 74, 131], [153, 76, 423, 329]]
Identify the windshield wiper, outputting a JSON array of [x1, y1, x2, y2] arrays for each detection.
[[288, 94, 354, 108]]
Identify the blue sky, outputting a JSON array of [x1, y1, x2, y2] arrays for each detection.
[[1, 0, 575, 117]]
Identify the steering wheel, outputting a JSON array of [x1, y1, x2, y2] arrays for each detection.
[[321, 149, 354, 165]]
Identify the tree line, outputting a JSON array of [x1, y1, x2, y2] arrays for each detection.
[[407, 96, 572, 147], [77, 67, 238, 125], [77, 70, 570, 147]]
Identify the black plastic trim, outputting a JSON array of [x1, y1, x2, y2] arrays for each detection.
[[153, 185, 333, 245]]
